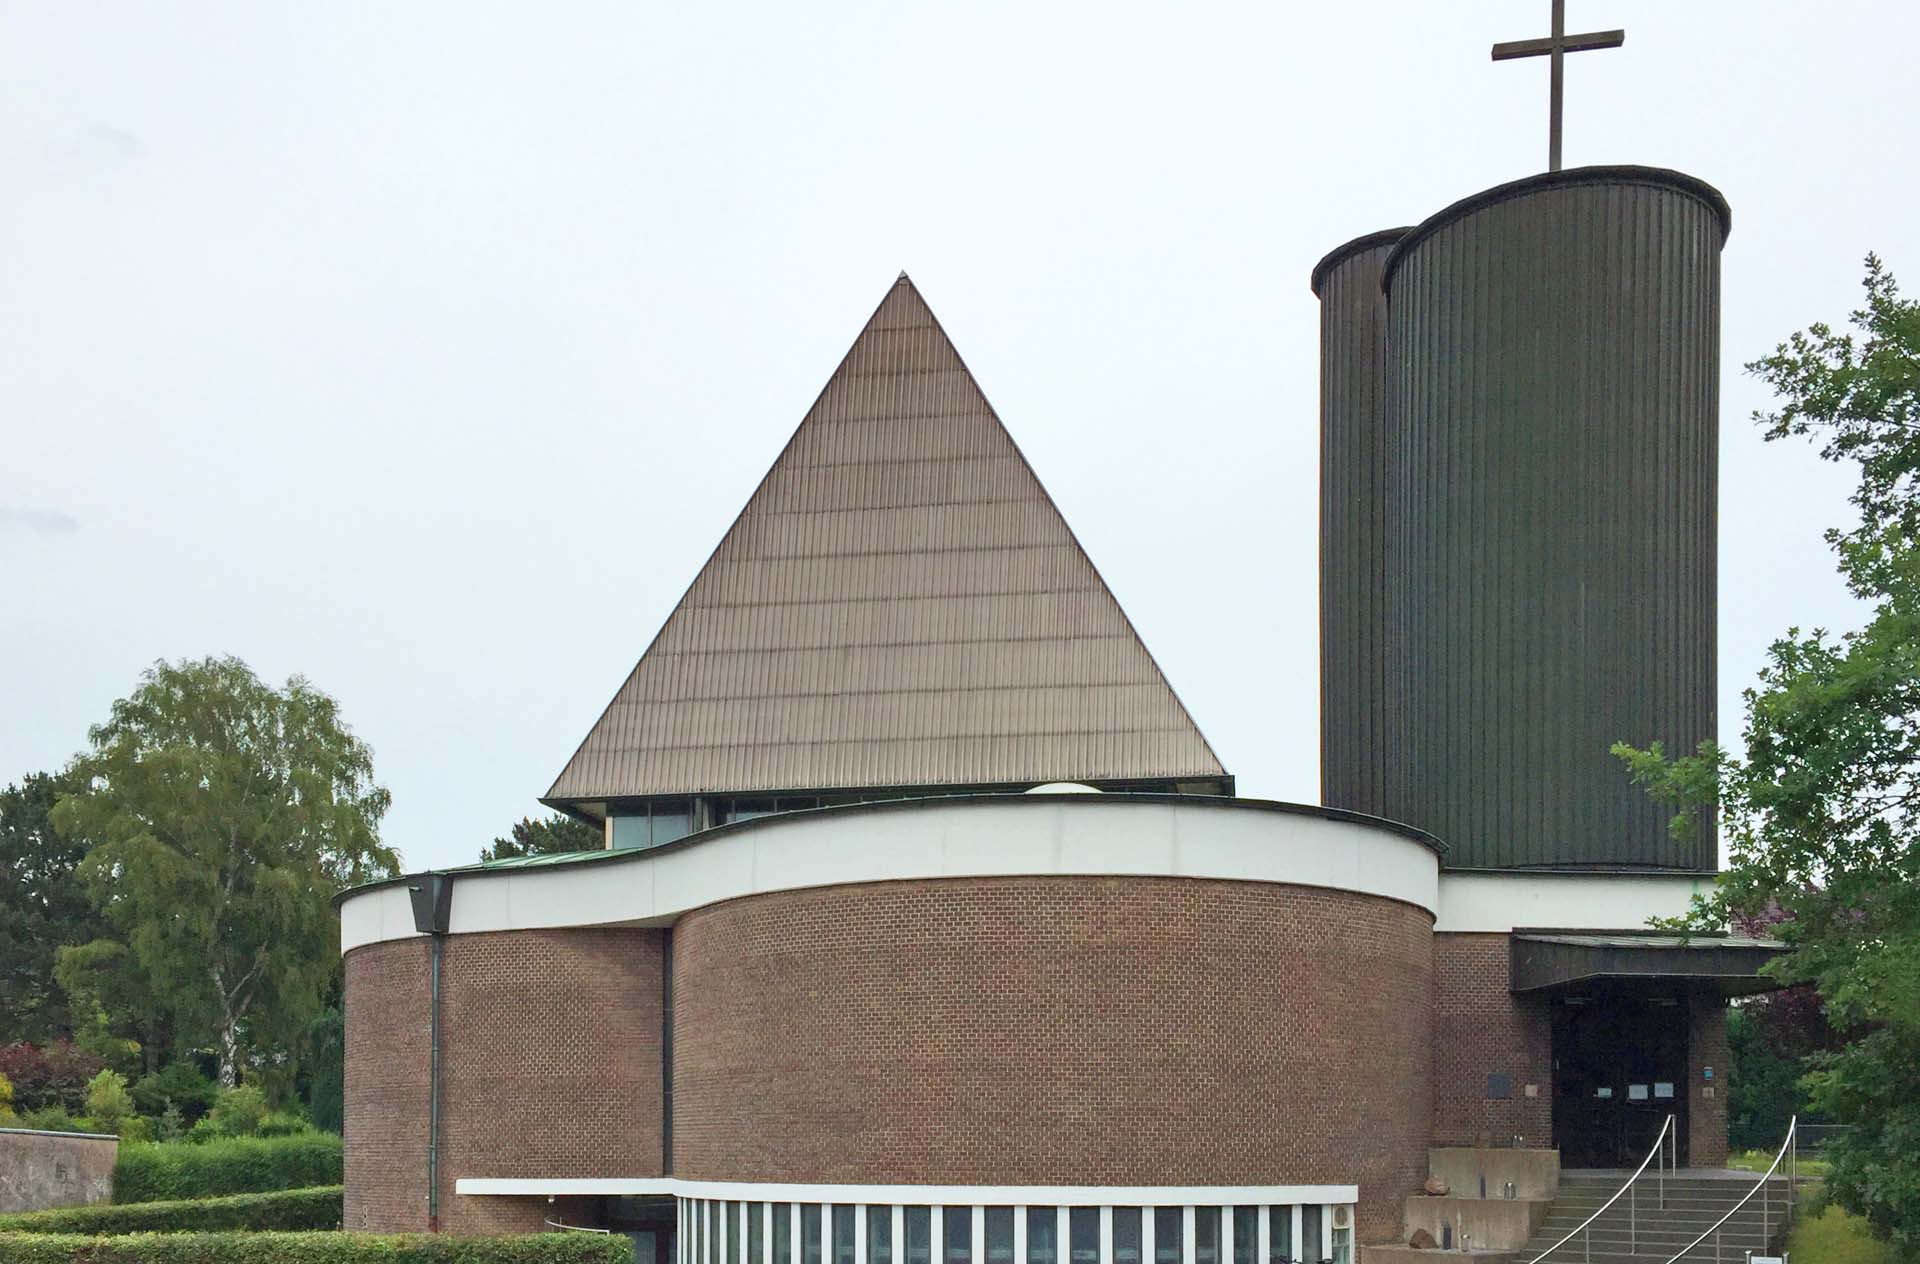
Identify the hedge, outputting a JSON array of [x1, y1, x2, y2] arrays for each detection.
[[0, 1231, 633, 1263], [112, 1134, 344, 1204], [0, 1186, 341, 1234]]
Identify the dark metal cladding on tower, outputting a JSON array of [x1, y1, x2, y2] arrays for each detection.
[[1317, 166, 1731, 872], [1313, 228, 1409, 821]]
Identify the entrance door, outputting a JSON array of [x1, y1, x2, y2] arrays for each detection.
[[1551, 994, 1688, 1167]]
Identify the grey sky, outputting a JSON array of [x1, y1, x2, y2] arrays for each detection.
[[4, 2, 1914, 872]]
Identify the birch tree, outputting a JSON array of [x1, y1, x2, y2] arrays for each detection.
[[54, 656, 397, 1087]]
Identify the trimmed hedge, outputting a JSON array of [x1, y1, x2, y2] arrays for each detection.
[[0, 1186, 341, 1234], [0, 1231, 634, 1263], [112, 1134, 343, 1204]]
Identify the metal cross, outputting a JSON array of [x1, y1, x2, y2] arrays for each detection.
[[1492, 0, 1625, 172]]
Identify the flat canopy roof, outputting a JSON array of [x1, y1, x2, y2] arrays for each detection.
[[1510, 931, 1785, 996]]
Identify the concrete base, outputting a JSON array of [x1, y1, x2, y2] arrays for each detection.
[[1362, 1249, 1522, 1264], [1401, 1196, 1549, 1252], [1427, 1149, 1561, 1202]]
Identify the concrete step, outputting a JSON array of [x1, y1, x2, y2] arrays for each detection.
[[1541, 1197, 1786, 1216], [1525, 1228, 1775, 1249]]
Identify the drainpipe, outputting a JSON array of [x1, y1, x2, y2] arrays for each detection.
[[408, 874, 455, 1233], [661, 932, 674, 1175]]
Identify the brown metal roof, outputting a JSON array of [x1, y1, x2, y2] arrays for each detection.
[[545, 274, 1226, 804]]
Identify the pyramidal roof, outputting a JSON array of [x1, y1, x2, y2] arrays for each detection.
[[545, 274, 1226, 807]]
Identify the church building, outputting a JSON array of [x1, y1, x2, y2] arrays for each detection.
[[335, 149, 1778, 1259]]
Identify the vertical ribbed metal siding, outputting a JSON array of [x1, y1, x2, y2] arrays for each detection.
[[1315, 232, 1405, 817], [1381, 175, 1723, 870]]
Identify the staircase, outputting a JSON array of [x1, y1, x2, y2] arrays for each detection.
[[1520, 1172, 1792, 1264]]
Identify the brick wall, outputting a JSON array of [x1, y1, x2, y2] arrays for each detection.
[[670, 876, 1434, 1244], [1687, 998, 1729, 1167], [344, 937, 431, 1233], [344, 928, 667, 1235], [1430, 933, 1553, 1148]]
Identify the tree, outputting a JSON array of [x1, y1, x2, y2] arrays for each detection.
[[479, 813, 601, 863], [1616, 257, 1920, 1252], [0, 1041, 106, 1113], [0, 770, 106, 1044], [53, 656, 400, 1087], [53, 939, 153, 1074], [83, 1069, 135, 1133]]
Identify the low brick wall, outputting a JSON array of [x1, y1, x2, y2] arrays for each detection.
[[0, 1128, 119, 1214]]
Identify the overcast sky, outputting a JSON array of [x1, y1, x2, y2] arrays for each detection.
[[4, 2, 1915, 873]]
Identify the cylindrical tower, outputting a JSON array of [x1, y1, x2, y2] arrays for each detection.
[[1377, 166, 1729, 870], [1312, 229, 1409, 819]]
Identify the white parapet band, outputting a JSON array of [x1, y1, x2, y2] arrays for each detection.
[[342, 796, 1441, 952]]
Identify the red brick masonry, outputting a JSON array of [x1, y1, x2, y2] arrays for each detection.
[[1429, 933, 1553, 1148], [671, 876, 1434, 1244], [344, 928, 666, 1235]]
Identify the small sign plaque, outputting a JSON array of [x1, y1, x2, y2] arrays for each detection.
[[1654, 1082, 1675, 1099], [1629, 1084, 1650, 1101]]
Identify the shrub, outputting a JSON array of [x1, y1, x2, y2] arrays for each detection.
[[15, 1106, 90, 1134], [84, 1070, 135, 1134], [112, 1133, 343, 1203], [0, 1231, 633, 1263], [131, 1063, 218, 1126], [205, 1084, 270, 1137], [0, 1042, 107, 1113], [112, 1114, 155, 1143], [0, 1070, 15, 1123], [0, 1186, 341, 1234], [256, 1111, 314, 1137]]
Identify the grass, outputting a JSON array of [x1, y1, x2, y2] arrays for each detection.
[[1786, 1204, 1888, 1264], [1728, 1147, 1832, 1178]]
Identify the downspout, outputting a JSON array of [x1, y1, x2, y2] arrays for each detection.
[[661, 932, 674, 1175], [427, 934, 443, 1232], [407, 874, 455, 1233]]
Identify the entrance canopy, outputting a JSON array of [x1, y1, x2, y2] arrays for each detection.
[[1510, 931, 1783, 996]]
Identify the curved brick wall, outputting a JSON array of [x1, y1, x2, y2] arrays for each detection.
[[671, 876, 1433, 1243], [343, 928, 667, 1235]]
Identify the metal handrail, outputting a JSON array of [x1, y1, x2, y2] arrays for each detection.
[[1661, 1116, 1797, 1264], [1529, 1114, 1676, 1264]]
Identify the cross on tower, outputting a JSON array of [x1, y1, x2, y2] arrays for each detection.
[[1492, 0, 1625, 172]]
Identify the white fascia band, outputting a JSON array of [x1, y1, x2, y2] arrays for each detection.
[[454, 1178, 1359, 1206], [343, 798, 1439, 953]]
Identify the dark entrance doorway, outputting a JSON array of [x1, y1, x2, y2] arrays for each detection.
[[605, 1195, 677, 1264], [1551, 992, 1688, 1167]]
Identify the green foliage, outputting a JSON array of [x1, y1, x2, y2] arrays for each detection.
[[112, 1133, 343, 1204], [1803, 1026, 1920, 1251], [481, 813, 602, 863], [0, 1070, 14, 1123], [52, 656, 399, 1088], [255, 1111, 314, 1137], [1787, 1204, 1892, 1264], [16, 1106, 89, 1134], [1615, 257, 1920, 1257], [0, 770, 105, 1045], [0, 1187, 342, 1234], [302, 1006, 344, 1133], [84, 1070, 135, 1134], [53, 938, 157, 1074], [132, 1063, 218, 1127], [1728, 1006, 1809, 1150], [0, 1232, 632, 1264], [205, 1084, 269, 1137]]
